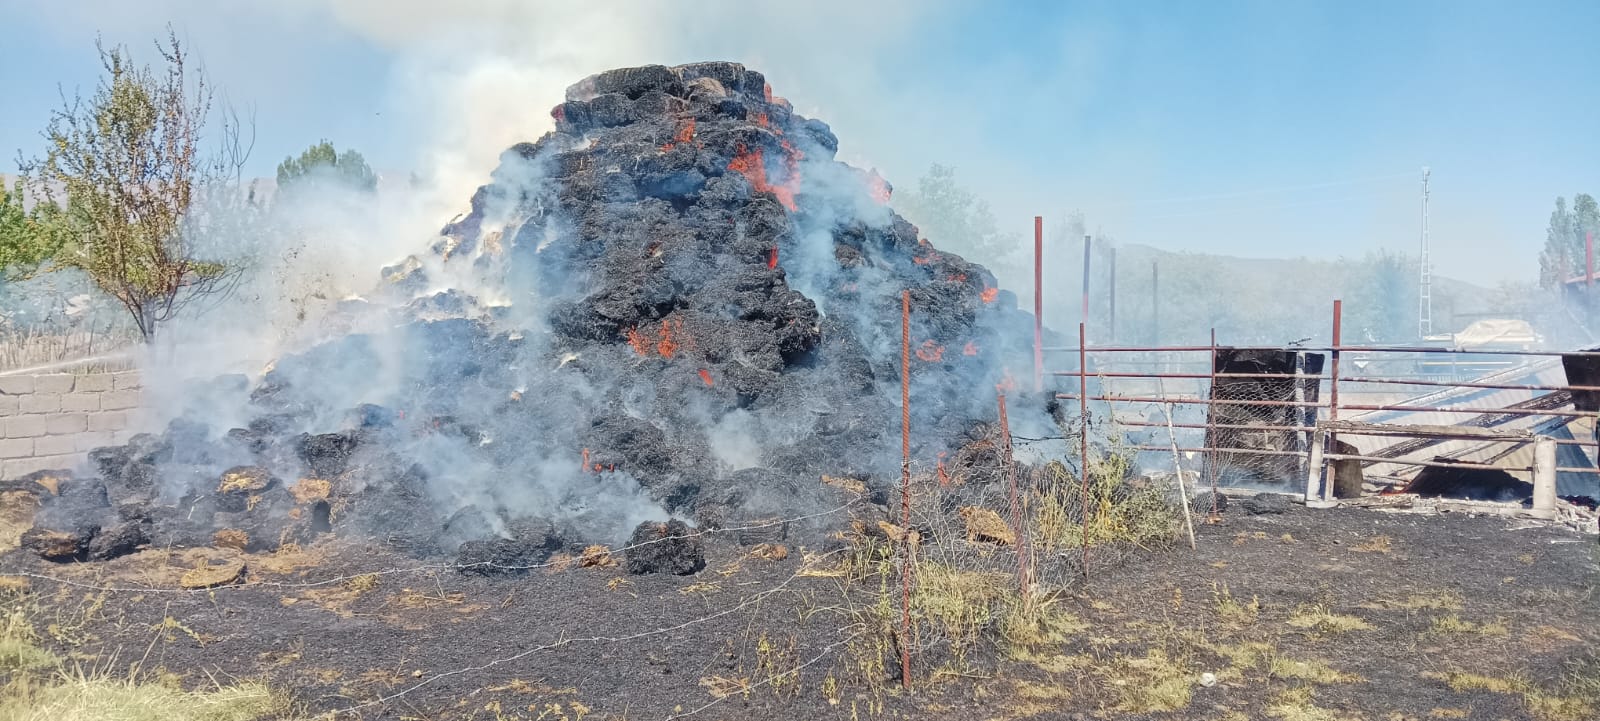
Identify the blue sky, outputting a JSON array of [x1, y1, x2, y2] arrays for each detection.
[[1, 0, 1595, 286]]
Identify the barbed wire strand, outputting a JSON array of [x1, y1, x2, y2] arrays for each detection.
[[311, 547, 851, 720], [662, 629, 866, 721]]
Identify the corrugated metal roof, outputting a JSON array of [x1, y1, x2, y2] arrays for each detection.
[[1341, 359, 1599, 497]]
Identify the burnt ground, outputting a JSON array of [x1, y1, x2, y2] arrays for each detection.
[[1, 502, 1596, 721]]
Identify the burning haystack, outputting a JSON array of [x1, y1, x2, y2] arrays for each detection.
[[15, 62, 1038, 571]]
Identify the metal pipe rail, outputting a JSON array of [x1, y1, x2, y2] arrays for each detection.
[[1135, 441, 1600, 476], [1055, 393, 1326, 409], [1129, 443, 1548, 472], [1114, 418, 1600, 448], [1046, 344, 1600, 358]]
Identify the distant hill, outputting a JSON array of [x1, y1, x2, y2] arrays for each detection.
[[1040, 242, 1495, 347]]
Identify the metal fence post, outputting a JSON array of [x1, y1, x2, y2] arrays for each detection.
[[1304, 427, 1327, 503], [1532, 436, 1557, 519]]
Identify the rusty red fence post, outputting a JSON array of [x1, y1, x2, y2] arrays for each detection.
[[1327, 299, 1341, 501], [1033, 216, 1044, 393], [1206, 328, 1219, 516], [996, 393, 1031, 606], [1078, 322, 1090, 580], [899, 289, 913, 689]]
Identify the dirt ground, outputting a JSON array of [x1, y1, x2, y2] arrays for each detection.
[[1, 502, 1596, 721]]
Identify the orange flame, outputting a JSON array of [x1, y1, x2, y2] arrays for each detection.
[[777, 139, 804, 205], [657, 318, 679, 358], [980, 287, 998, 304], [949, 273, 967, 283], [660, 118, 696, 151], [963, 341, 979, 356], [763, 81, 774, 103], [752, 111, 769, 128], [768, 246, 779, 269], [915, 340, 944, 363], [698, 369, 714, 387], [995, 368, 1018, 393], [580, 447, 590, 472], [727, 144, 801, 212], [626, 326, 650, 356], [625, 318, 688, 359], [912, 255, 931, 266], [936, 451, 951, 487], [865, 168, 891, 203]]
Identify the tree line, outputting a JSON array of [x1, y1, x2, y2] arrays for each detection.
[[0, 30, 376, 343]]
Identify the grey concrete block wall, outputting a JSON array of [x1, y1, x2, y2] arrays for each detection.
[[0, 370, 140, 479]]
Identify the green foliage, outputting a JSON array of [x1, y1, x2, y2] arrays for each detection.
[[17, 30, 247, 342], [1347, 250, 1419, 340], [1539, 194, 1600, 289], [894, 164, 1025, 277], [0, 181, 76, 281], [275, 141, 376, 195]]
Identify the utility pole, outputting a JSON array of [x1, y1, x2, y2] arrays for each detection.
[[1418, 166, 1432, 339]]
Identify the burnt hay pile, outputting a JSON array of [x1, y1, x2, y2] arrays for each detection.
[[11, 62, 1040, 573]]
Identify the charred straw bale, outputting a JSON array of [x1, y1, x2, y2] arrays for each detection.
[[25, 61, 1046, 565], [456, 519, 564, 575], [19, 526, 96, 562], [624, 519, 705, 575]]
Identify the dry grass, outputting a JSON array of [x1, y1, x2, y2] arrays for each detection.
[[1266, 685, 1350, 721], [1425, 663, 1600, 721], [698, 674, 750, 699], [1268, 656, 1361, 684], [1352, 535, 1393, 554], [1211, 640, 1277, 672], [1001, 678, 1074, 717], [0, 588, 296, 721], [911, 563, 1011, 655], [1426, 615, 1509, 637], [1031, 457, 1182, 553], [0, 606, 58, 673], [0, 674, 297, 721], [1213, 583, 1261, 626], [1286, 605, 1373, 634], [1104, 648, 1192, 713]]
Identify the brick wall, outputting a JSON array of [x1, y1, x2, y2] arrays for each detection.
[[0, 370, 142, 479]]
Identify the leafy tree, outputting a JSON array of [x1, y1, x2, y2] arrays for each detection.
[[18, 31, 251, 342], [276, 141, 376, 195], [894, 164, 1025, 279], [1539, 194, 1600, 289], [0, 180, 76, 281], [1347, 250, 1417, 341]]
